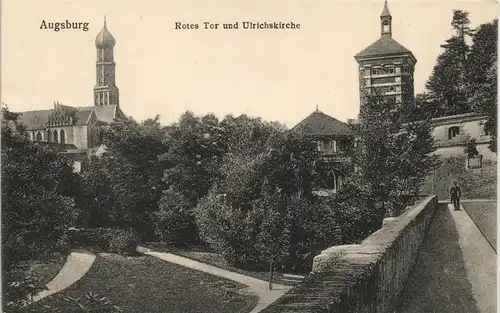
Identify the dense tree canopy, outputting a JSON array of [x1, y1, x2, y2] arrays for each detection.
[[424, 10, 473, 116], [352, 95, 440, 216], [82, 115, 168, 237], [468, 20, 498, 151], [2, 106, 82, 267]]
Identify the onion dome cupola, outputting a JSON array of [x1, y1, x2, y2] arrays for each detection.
[[95, 17, 116, 48]]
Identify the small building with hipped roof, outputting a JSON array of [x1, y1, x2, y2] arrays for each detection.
[[291, 109, 353, 195]]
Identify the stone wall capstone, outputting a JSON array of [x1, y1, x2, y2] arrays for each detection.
[[260, 195, 439, 313]]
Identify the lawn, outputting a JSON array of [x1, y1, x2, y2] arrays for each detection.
[[36, 253, 258, 313], [15, 252, 68, 287], [462, 201, 497, 250], [142, 242, 304, 286]]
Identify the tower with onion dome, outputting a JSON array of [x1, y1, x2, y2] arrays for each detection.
[[94, 17, 119, 107]]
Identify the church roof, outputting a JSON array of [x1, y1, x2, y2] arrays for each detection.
[[291, 110, 352, 137], [95, 20, 115, 49], [74, 109, 94, 126], [355, 36, 414, 60], [18, 110, 52, 130], [77, 105, 120, 123], [18, 104, 119, 130]]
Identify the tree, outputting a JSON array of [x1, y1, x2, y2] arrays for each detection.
[[82, 115, 168, 237], [353, 94, 440, 216], [464, 136, 480, 158], [160, 112, 227, 208], [1, 106, 81, 268], [467, 19, 497, 97], [150, 185, 198, 246], [425, 10, 473, 116], [468, 19, 497, 152], [194, 122, 339, 269]]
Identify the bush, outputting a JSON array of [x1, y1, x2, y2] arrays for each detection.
[[150, 186, 198, 246], [194, 190, 252, 266], [3, 230, 70, 271], [195, 185, 343, 271], [3, 266, 45, 306], [321, 181, 384, 244], [68, 228, 141, 255], [5, 291, 124, 313], [108, 228, 141, 254]]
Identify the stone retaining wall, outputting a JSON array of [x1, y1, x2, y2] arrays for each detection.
[[260, 195, 439, 313]]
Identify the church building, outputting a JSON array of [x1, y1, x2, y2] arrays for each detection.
[[18, 19, 125, 172]]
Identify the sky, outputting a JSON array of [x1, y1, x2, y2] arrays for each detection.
[[1, 0, 497, 128]]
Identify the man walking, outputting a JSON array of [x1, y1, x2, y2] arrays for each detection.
[[450, 180, 462, 211]]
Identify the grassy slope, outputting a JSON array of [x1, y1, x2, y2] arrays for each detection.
[[462, 202, 497, 250], [39, 254, 258, 313], [16, 252, 68, 287], [421, 157, 496, 200]]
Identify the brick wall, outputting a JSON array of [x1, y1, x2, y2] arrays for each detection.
[[260, 195, 439, 313]]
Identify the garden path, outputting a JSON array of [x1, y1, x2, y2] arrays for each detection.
[[137, 246, 292, 313], [32, 249, 96, 302]]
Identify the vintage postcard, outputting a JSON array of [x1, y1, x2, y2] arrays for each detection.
[[1, 0, 497, 312]]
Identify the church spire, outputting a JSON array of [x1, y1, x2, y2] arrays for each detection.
[[380, 0, 392, 37], [381, 0, 391, 17]]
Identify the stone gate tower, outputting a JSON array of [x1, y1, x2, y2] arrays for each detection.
[[94, 17, 120, 107], [354, 0, 417, 107]]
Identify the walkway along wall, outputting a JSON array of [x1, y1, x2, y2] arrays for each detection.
[[260, 195, 439, 313]]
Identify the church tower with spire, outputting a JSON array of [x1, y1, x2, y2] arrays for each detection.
[[94, 17, 119, 107], [354, 0, 416, 107]]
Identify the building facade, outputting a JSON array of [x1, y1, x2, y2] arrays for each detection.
[[354, 0, 416, 107], [430, 113, 495, 162], [18, 20, 124, 172]]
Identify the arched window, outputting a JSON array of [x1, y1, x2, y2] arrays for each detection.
[[53, 130, 58, 143], [60, 129, 66, 144], [448, 126, 460, 140], [36, 132, 42, 141]]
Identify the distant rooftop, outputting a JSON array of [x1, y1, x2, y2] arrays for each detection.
[[355, 36, 415, 61], [291, 110, 352, 137]]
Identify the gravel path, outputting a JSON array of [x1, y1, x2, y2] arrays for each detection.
[[397, 203, 496, 313], [32, 249, 96, 302]]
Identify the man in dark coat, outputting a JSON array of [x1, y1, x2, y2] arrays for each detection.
[[450, 180, 462, 211]]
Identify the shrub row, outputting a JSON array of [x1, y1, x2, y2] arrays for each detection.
[[67, 227, 141, 255], [3, 230, 70, 270]]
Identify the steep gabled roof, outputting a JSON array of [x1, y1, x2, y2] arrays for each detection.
[[77, 105, 119, 124], [355, 36, 415, 60], [74, 109, 94, 126], [291, 110, 352, 137], [18, 110, 52, 130]]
